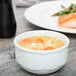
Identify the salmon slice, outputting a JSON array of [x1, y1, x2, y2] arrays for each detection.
[[58, 13, 76, 28]]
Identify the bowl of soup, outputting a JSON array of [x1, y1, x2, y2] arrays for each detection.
[[14, 30, 69, 74]]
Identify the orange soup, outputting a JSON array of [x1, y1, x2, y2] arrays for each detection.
[[18, 36, 64, 50]]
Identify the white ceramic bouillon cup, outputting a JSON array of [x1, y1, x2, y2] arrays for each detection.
[[14, 30, 69, 74]]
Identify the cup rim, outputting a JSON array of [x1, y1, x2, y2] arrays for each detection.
[[14, 30, 70, 54]]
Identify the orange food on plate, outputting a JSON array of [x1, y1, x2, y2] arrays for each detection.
[[18, 36, 64, 51], [35, 38, 44, 43], [58, 13, 76, 28], [44, 47, 55, 50]]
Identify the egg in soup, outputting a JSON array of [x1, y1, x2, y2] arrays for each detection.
[[18, 36, 64, 50]]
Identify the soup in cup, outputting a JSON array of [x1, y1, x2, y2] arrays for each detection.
[[14, 30, 69, 74]]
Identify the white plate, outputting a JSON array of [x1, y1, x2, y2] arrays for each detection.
[[24, 0, 76, 34]]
